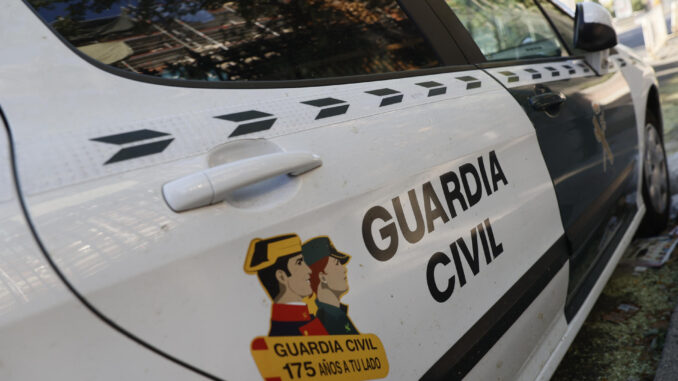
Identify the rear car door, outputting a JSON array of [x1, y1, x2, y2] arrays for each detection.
[[4, 1, 564, 380], [443, 0, 639, 322]]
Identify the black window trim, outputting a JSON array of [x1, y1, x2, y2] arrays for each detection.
[[401, 0, 470, 65], [22, 0, 474, 89], [425, 0, 487, 63], [534, 0, 574, 56], [537, 1, 596, 62]]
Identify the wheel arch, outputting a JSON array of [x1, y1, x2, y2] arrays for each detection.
[[647, 85, 664, 140]]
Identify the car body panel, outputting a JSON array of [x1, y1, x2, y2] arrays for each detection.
[[1, 2, 569, 380], [415, 0, 658, 378], [532, 46, 657, 381], [0, 111, 67, 329], [0, 0, 664, 380], [486, 55, 640, 320], [535, 205, 644, 381], [0, 108, 208, 381], [467, 265, 569, 381]]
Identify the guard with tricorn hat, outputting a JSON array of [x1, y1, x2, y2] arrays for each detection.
[[245, 234, 327, 336], [303, 236, 359, 335]]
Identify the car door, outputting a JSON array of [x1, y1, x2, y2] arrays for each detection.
[[4, 1, 566, 380], [532, 0, 641, 320], [442, 0, 639, 323]]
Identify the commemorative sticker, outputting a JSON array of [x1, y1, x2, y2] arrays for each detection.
[[244, 234, 389, 381]]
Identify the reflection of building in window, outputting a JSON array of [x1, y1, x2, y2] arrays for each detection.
[[46, 1, 439, 81]]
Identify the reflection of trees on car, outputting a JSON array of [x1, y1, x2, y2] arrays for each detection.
[[446, 0, 563, 60], [28, 0, 438, 81]]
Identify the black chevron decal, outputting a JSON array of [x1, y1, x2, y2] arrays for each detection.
[[229, 119, 277, 137], [456, 76, 482, 89], [499, 71, 519, 83], [301, 98, 350, 119], [91, 129, 173, 165], [215, 110, 277, 137], [91, 129, 169, 145], [544, 66, 560, 77], [104, 139, 174, 164], [524, 68, 542, 79], [416, 81, 447, 97], [366, 88, 404, 107]]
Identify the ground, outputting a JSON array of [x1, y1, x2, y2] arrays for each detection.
[[552, 240, 678, 380]]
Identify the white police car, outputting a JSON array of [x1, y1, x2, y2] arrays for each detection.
[[0, 0, 669, 380]]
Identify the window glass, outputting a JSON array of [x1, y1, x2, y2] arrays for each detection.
[[445, 0, 567, 61], [536, 0, 587, 56], [28, 1, 441, 82]]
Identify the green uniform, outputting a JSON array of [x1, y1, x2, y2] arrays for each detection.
[[315, 300, 359, 335]]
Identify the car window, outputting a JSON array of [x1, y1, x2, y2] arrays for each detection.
[[536, 0, 588, 56], [27, 0, 441, 82], [445, 0, 568, 62]]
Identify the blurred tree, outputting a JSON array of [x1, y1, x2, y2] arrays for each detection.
[[632, 0, 648, 11]]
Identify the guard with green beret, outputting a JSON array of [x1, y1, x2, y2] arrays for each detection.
[[303, 236, 359, 335], [302, 236, 351, 267]]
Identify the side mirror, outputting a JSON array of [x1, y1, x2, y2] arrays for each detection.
[[574, 2, 617, 52]]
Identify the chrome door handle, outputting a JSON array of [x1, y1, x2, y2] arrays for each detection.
[[163, 152, 322, 212], [529, 92, 566, 111]]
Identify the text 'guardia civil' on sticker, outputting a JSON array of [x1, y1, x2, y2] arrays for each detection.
[[251, 334, 389, 381]]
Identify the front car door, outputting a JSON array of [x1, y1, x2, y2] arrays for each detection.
[[530, 0, 640, 321], [437, 0, 641, 377], [4, 0, 566, 380], [444, 0, 639, 319]]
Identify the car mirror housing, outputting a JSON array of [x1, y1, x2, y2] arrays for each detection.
[[574, 1, 618, 52]]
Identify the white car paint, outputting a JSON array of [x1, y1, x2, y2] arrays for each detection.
[[0, 1, 663, 380], [0, 112, 207, 381], [1, 2, 566, 380], [536, 204, 644, 381], [580, 1, 614, 27]]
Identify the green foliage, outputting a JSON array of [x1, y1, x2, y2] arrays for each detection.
[[632, 0, 648, 12]]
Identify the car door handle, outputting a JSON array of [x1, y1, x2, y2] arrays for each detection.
[[529, 92, 566, 111], [163, 151, 322, 212]]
